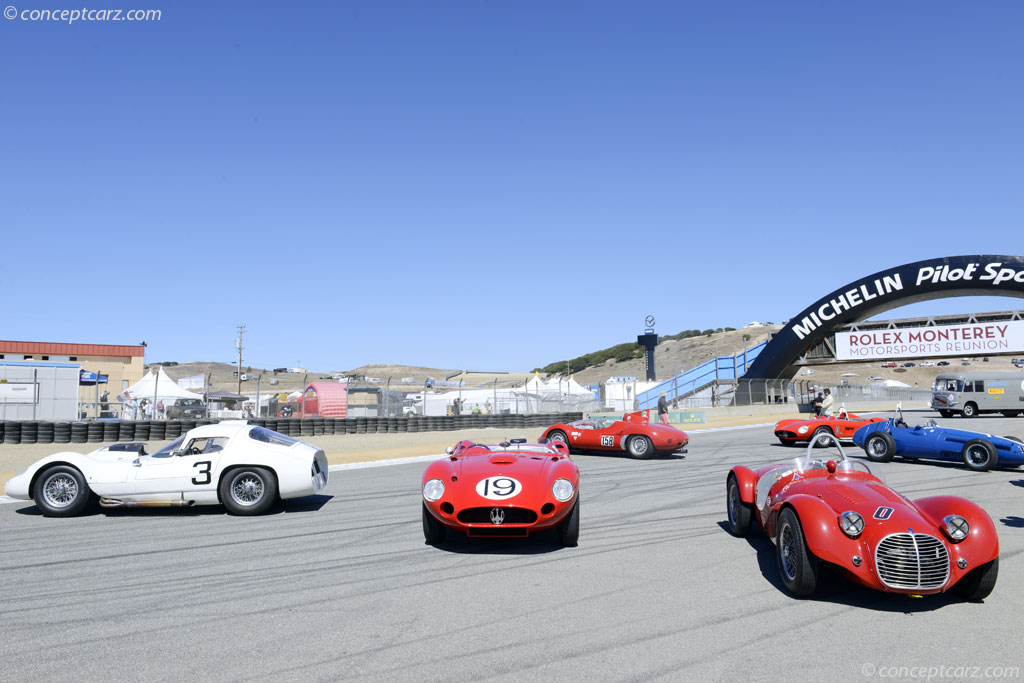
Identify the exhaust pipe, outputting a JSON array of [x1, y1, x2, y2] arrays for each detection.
[[99, 498, 195, 508]]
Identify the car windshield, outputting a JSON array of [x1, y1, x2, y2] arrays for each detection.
[[790, 456, 877, 478], [495, 444, 557, 454], [152, 434, 186, 458], [791, 440, 883, 482], [179, 399, 201, 407], [934, 379, 963, 392]]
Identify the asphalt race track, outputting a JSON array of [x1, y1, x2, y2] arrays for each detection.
[[2, 413, 1023, 682]]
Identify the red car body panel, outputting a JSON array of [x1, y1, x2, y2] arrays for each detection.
[[774, 413, 885, 446], [729, 460, 999, 595], [422, 440, 579, 538], [541, 410, 689, 454]]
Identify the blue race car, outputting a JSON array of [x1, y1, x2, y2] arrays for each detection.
[[852, 408, 1024, 471]]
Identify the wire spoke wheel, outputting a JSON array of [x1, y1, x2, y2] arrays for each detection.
[[966, 445, 988, 466], [230, 472, 265, 506], [780, 523, 797, 581], [728, 484, 740, 526], [43, 472, 80, 508]]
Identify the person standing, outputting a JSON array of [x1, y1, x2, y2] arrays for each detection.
[[820, 388, 835, 417], [100, 390, 110, 418], [657, 392, 670, 425]]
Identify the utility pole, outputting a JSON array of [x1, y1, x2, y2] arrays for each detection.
[[236, 323, 246, 396]]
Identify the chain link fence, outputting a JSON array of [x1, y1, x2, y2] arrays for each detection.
[[666, 379, 933, 410]]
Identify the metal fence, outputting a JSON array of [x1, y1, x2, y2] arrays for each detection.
[[663, 379, 933, 410], [345, 377, 603, 418]]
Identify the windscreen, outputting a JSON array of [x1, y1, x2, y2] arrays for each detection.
[[152, 435, 186, 458]]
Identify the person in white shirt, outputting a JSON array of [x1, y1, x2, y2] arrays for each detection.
[[820, 388, 835, 417]]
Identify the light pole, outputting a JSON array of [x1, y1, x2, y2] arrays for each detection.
[[236, 324, 246, 396]]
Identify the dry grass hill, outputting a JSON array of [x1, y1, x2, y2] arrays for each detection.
[[153, 325, 1023, 397]]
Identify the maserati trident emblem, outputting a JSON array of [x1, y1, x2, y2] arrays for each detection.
[[490, 507, 505, 525]]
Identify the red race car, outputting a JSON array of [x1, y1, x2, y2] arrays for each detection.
[[726, 435, 999, 599], [541, 410, 688, 459], [421, 438, 580, 546], [774, 409, 886, 447]]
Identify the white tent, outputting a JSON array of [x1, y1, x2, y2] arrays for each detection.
[[564, 377, 595, 397], [122, 368, 203, 403], [523, 375, 549, 394], [877, 379, 911, 388]]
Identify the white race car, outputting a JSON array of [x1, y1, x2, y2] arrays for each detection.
[[4, 421, 329, 517]]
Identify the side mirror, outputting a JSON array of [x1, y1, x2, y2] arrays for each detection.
[[132, 458, 141, 467], [445, 446, 454, 455]]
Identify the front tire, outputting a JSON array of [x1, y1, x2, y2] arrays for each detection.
[[939, 410, 953, 419], [865, 432, 896, 462], [32, 465, 93, 517], [776, 507, 819, 597], [811, 426, 832, 448], [954, 557, 998, 601], [961, 439, 997, 471], [626, 435, 653, 459], [219, 467, 277, 515], [962, 403, 978, 418], [422, 503, 446, 545], [726, 475, 752, 537], [558, 499, 579, 547]]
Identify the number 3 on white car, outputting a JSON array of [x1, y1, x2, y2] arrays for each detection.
[[3, 421, 329, 517]]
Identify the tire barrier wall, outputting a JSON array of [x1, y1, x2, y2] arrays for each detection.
[[0, 414, 583, 445]]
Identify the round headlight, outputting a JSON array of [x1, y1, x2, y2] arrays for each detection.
[[943, 515, 969, 541], [552, 478, 574, 502], [798, 425, 810, 435], [423, 478, 445, 502], [840, 511, 864, 537]]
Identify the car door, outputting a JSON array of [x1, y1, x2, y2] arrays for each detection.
[[131, 436, 227, 498], [589, 424, 620, 450], [834, 419, 857, 439]]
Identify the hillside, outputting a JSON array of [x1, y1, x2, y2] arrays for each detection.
[[566, 326, 780, 386]]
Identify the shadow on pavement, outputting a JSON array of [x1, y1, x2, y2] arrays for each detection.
[[13, 494, 333, 517], [715, 520, 965, 613], [427, 527, 569, 556]]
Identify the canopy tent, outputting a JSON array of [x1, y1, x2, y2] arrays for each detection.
[[121, 368, 202, 403], [523, 375, 549, 394]]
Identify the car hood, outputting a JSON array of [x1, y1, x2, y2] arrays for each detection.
[[453, 451, 561, 482], [795, 475, 937, 532]]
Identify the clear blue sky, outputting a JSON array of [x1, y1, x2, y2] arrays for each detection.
[[3, 1, 1022, 372]]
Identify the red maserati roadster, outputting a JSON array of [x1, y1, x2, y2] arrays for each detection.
[[726, 435, 999, 599], [774, 410, 885, 447], [541, 410, 688, 459], [421, 438, 580, 546]]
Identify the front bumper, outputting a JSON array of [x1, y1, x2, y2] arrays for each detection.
[[425, 497, 576, 537]]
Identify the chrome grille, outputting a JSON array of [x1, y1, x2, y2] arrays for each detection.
[[457, 507, 538, 524], [875, 533, 949, 590]]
